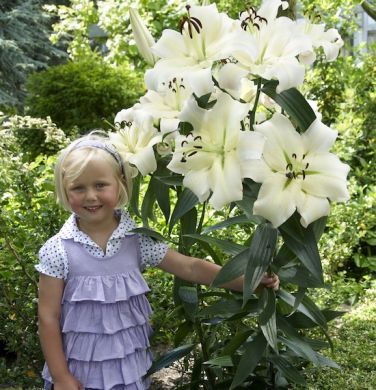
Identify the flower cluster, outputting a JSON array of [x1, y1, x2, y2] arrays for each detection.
[[111, 0, 349, 228]]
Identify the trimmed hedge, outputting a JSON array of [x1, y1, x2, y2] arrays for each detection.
[[25, 55, 144, 135]]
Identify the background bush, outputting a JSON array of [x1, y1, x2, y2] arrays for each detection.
[[0, 114, 69, 386], [25, 55, 144, 135]]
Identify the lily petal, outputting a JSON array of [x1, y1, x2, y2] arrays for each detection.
[[209, 152, 243, 209], [183, 169, 211, 203], [128, 145, 158, 176], [253, 173, 301, 228], [296, 193, 330, 228], [254, 112, 304, 172], [302, 154, 350, 201], [302, 118, 337, 153]]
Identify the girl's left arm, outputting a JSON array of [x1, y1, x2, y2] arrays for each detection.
[[158, 249, 279, 292]]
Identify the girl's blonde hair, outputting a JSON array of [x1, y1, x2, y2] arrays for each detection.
[[55, 131, 133, 212]]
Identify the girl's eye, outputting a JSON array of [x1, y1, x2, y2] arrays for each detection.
[[71, 185, 84, 192], [96, 183, 106, 189]]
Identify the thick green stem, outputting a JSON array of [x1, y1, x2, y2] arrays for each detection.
[[249, 78, 262, 128], [195, 321, 216, 389], [197, 201, 206, 234]]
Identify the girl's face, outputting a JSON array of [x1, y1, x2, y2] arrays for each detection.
[[65, 157, 119, 228]]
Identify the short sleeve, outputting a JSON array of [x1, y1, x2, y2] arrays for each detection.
[[35, 236, 68, 279], [138, 234, 169, 269]]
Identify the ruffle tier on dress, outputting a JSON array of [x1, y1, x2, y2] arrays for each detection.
[[42, 269, 154, 390]]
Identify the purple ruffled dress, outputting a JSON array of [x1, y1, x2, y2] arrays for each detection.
[[42, 234, 153, 390]]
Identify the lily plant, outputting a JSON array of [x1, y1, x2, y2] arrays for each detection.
[[111, 1, 350, 388]]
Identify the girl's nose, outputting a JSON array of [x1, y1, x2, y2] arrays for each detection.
[[86, 187, 98, 200]]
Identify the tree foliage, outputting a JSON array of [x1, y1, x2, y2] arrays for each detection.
[[0, 0, 67, 112]]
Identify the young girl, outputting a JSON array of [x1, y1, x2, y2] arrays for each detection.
[[36, 133, 279, 390]]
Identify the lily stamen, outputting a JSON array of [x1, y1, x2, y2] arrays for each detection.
[[179, 5, 203, 38]]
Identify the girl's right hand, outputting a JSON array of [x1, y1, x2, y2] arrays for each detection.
[[54, 373, 84, 390]]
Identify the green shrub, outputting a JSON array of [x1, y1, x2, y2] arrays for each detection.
[[304, 48, 376, 275], [0, 114, 69, 387], [25, 55, 144, 134], [1, 115, 70, 162]]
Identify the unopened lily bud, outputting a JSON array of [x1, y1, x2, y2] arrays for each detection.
[[129, 8, 158, 66]]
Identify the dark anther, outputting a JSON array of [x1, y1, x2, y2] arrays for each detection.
[[125, 121, 132, 127], [286, 172, 294, 179], [187, 151, 197, 157], [292, 153, 297, 159], [302, 153, 306, 159], [172, 88, 177, 93], [181, 157, 187, 163], [194, 145, 203, 149], [181, 140, 188, 147], [255, 15, 267, 25], [293, 172, 297, 179], [305, 162, 309, 169], [194, 136, 202, 141], [286, 163, 293, 171], [302, 170, 306, 180], [179, 7, 203, 39]]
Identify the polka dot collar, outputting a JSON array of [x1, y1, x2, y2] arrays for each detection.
[[59, 209, 136, 244]]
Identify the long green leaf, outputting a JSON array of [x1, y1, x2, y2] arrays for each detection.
[[169, 188, 199, 233], [280, 336, 320, 366], [141, 178, 157, 227], [243, 223, 278, 303], [147, 344, 195, 376], [154, 174, 183, 186], [184, 234, 245, 256], [129, 173, 141, 217], [202, 214, 259, 234], [230, 332, 267, 389], [199, 298, 243, 317], [220, 328, 254, 356], [211, 248, 249, 287], [277, 316, 323, 366], [259, 289, 278, 353], [311, 216, 328, 241], [277, 264, 324, 288], [179, 285, 198, 321], [269, 355, 306, 385], [204, 356, 234, 367], [174, 321, 194, 346], [181, 208, 197, 251], [131, 227, 168, 242], [262, 81, 316, 132], [279, 213, 324, 285], [153, 176, 170, 223], [278, 289, 327, 330]]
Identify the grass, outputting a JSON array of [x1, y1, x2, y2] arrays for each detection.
[[293, 280, 376, 389]]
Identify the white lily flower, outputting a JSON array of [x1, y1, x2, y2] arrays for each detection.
[[248, 113, 350, 227], [296, 19, 344, 64], [167, 92, 265, 209], [146, 4, 237, 93], [129, 8, 158, 66], [111, 108, 161, 176], [232, 12, 312, 93], [139, 77, 192, 122]]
